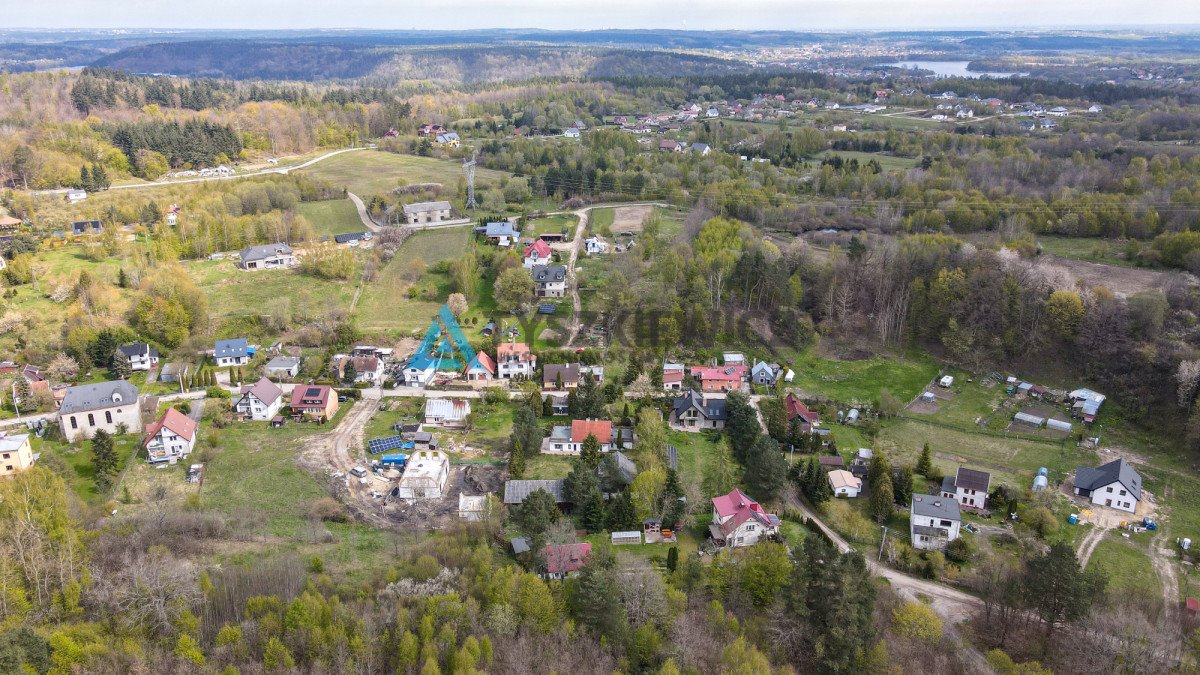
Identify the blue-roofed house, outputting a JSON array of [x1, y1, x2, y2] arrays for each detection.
[[213, 338, 251, 367]]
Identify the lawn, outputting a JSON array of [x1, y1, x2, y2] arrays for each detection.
[[816, 150, 919, 172], [789, 347, 940, 405], [525, 453, 574, 480], [295, 199, 366, 237], [1085, 532, 1159, 597], [35, 433, 142, 507], [1036, 236, 1139, 269], [589, 208, 615, 236], [527, 214, 578, 238], [187, 258, 355, 325], [355, 227, 471, 333], [297, 151, 509, 197]]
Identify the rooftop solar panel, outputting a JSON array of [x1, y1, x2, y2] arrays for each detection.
[[305, 387, 321, 397]]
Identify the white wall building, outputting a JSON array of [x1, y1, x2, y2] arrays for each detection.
[[59, 381, 142, 442], [398, 450, 450, 501], [234, 377, 284, 421], [910, 494, 962, 551], [144, 408, 197, 464]]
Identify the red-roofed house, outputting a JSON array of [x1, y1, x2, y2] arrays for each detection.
[[543, 542, 591, 579], [497, 342, 537, 379], [709, 488, 779, 548], [542, 418, 633, 454], [465, 352, 496, 382], [690, 364, 747, 393], [572, 419, 613, 445], [144, 407, 198, 464], [663, 363, 685, 391], [523, 239, 553, 268], [291, 385, 339, 420], [784, 394, 820, 432]]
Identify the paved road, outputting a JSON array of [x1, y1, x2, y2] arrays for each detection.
[[346, 192, 381, 233]]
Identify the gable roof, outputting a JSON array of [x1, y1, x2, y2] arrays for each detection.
[[334, 232, 368, 244], [954, 467, 991, 493], [466, 352, 496, 375], [544, 363, 581, 386], [1075, 458, 1142, 500], [498, 342, 532, 359], [143, 407, 197, 446], [819, 455, 844, 467], [291, 384, 333, 409], [911, 493, 961, 521], [671, 389, 727, 420], [266, 356, 300, 370], [71, 220, 102, 234], [571, 419, 612, 444], [524, 239, 552, 258], [828, 469, 862, 490], [59, 380, 138, 415], [711, 488, 779, 536], [690, 365, 746, 382], [214, 338, 249, 359], [425, 398, 471, 420], [544, 542, 591, 575], [403, 201, 452, 215], [483, 222, 519, 238], [785, 394, 818, 423], [118, 342, 159, 359], [239, 242, 292, 263], [531, 265, 567, 284], [241, 377, 283, 406]]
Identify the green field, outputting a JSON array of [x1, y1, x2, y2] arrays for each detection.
[[1036, 236, 1139, 268], [789, 348, 940, 405], [35, 433, 142, 507], [1085, 533, 1159, 598], [528, 214, 578, 237], [355, 227, 471, 333], [816, 150, 919, 172], [297, 151, 508, 197], [296, 199, 366, 237], [187, 258, 356, 323], [589, 208, 615, 235]]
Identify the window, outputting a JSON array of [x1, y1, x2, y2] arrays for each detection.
[[1106, 486, 1113, 493], [746, 524, 755, 531], [70, 416, 78, 430], [105, 411, 112, 424], [87, 413, 95, 427], [2, 453, 8, 460], [1119, 490, 1127, 496], [940, 519, 952, 527], [4, 465, 11, 472]]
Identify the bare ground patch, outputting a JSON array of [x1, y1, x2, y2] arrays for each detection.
[[1032, 254, 1191, 298], [611, 205, 653, 233]]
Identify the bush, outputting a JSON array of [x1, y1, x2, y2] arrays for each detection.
[[206, 386, 230, 399], [892, 601, 943, 642], [945, 536, 974, 563], [309, 497, 347, 522]]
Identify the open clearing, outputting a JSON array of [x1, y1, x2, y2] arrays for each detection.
[[1031, 253, 1185, 298], [296, 198, 366, 237], [816, 149, 919, 172], [355, 227, 471, 334], [187, 258, 355, 323], [610, 204, 653, 233], [297, 151, 508, 196]]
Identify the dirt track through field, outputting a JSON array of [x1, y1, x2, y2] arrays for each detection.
[[1150, 486, 1184, 662], [1075, 525, 1109, 567], [610, 204, 652, 233]]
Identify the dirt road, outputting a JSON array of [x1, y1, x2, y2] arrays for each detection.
[[346, 192, 381, 233], [563, 207, 590, 347], [1075, 524, 1109, 567], [297, 393, 395, 528]]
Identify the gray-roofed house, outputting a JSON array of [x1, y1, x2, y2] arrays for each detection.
[[939, 466, 991, 509], [1074, 458, 1142, 513], [118, 342, 159, 372], [669, 389, 728, 431], [238, 243, 295, 270], [531, 265, 568, 298], [479, 222, 520, 246], [403, 201, 453, 225], [543, 363, 582, 390], [503, 479, 567, 505], [334, 232, 368, 245], [213, 338, 251, 367], [58, 380, 141, 442], [264, 356, 301, 379], [910, 494, 961, 551], [235, 377, 284, 421], [750, 361, 781, 386]]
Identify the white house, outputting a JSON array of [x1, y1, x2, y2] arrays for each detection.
[[531, 265, 568, 298], [403, 201, 453, 225], [214, 338, 251, 367], [424, 398, 471, 426], [523, 239, 553, 269], [828, 469, 862, 498], [398, 450, 450, 501], [144, 407, 197, 464], [496, 342, 536, 380], [940, 467, 991, 509], [238, 243, 295, 270], [910, 494, 961, 551], [709, 489, 780, 548], [464, 352, 496, 382], [1047, 106, 1070, 117], [58, 380, 142, 442], [584, 237, 608, 255], [264, 356, 301, 379], [118, 342, 160, 372], [234, 377, 284, 421], [563, 127, 581, 139], [338, 354, 384, 384], [540, 419, 632, 455], [1073, 458, 1142, 513]]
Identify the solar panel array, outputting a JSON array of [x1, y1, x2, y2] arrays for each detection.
[[368, 435, 406, 454]]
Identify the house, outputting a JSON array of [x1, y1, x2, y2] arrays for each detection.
[[418, 123, 446, 137], [849, 448, 872, 479], [66, 190, 87, 204], [0, 433, 35, 478], [334, 232, 369, 245], [479, 222, 520, 246], [435, 132, 460, 147], [523, 239, 553, 268], [1069, 388, 1106, 423], [658, 140, 682, 152], [543, 419, 614, 454], [264, 356, 301, 379], [940, 467, 991, 509], [662, 362, 686, 391], [543, 543, 591, 580], [464, 352, 496, 381], [235, 377, 284, 421], [542, 393, 569, 416], [690, 143, 712, 156], [531, 265, 568, 298], [118, 342, 159, 372], [71, 220, 102, 236], [784, 394, 820, 433], [689, 365, 746, 393], [1073, 458, 1142, 513], [709, 488, 780, 548], [238, 243, 295, 270], [503, 479, 567, 505], [1047, 106, 1070, 117], [424, 398, 471, 426], [544, 363, 581, 389], [584, 237, 608, 255], [143, 407, 197, 464], [58, 380, 141, 442], [403, 201, 453, 225], [750, 361, 781, 386], [337, 355, 384, 384], [290, 385, 338, 420], [497, 342, 537, 379], [158, 363, 185, 383], [1087, 105, 1103, 114], [828, 469, 863, 498], [706, 108, 719, 118], [563, 127, 580, 139], [398, 450, 450, 501], [669, 389, 727, 430], [213, 338, 252, 367], [722, 352, 745, 365], [910, 494, 962, 551]]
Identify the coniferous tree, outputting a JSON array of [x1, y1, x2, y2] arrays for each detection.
[[744, 435, 787, 500], [579, 434, 602, 470], [79, 165, 93, 192], [916, 443, 933, 478], [91, 430, 118, 489]]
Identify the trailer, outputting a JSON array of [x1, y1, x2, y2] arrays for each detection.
[[380, 454, 409, 468]]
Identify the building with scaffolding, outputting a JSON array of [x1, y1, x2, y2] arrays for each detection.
[[403, 305, 477, 387]]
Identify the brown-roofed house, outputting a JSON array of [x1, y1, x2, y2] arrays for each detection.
[[143, 407, 198, 464]]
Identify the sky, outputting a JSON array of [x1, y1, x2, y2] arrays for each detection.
[[3, 0, 1200, 31]]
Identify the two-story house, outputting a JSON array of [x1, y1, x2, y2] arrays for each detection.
[[58, 380, 141, 442], [214, 338, 251, 367], [784, 394, 820, 433], [910, 494, 962, 551], [338, 354, 384, 384], [235, 377, 284, 421], [709, 489, 780, 547], [290, 385, 339, 420], [464, 352, 496, 382], [497, 342, 537, 380], [669, 390, 728, 431], [940, 467, 991, 509], [118, 342, 159, 372], [0, 433, 35, 477], [531, 265, 568, 298], [143, 407, 197, 464], [238, 243, 295, 270], [523, 240, 553, 269], [1073, 458, 1142, 514], [403, 201, 453, 225], [542, 419, 619, 454], [690, 365, 747, 393]]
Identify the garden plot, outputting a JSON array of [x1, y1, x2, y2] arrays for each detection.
[[1006, 402, 1076, 439], [610, 205, 653, 233], [905, 384, 956, 415]]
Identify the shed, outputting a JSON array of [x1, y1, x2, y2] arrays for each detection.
[[1013, 411, 1044, 426], [611, 531, 642, 545], [1187, 598, 1199, 615], [939, 375, 954, 387], [1046, 418, 1072, 433], [920, 391, 936, 402], [846, 408, 860, 423], [511, 537, 531, 555]]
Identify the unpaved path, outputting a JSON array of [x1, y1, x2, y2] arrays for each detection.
[[1149, 486, 1184, 663], [297, 394, 395, 528], [1032, 254, 1190, 298], [346, 191, 381, 232], [1075, 524, 1109, 568], [563, 207, 589, 347]]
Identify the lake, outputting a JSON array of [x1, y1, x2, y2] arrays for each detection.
[[883, 61, 1028, 79]]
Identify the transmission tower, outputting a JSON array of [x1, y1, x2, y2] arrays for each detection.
[[463, 151, 478, 210]]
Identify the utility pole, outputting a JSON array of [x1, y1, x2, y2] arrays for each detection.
[[463, 151, 478, 210], [878, 525, 889, 562]]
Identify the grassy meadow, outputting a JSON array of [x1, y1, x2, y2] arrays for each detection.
[[297, 151, 509, 196]]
